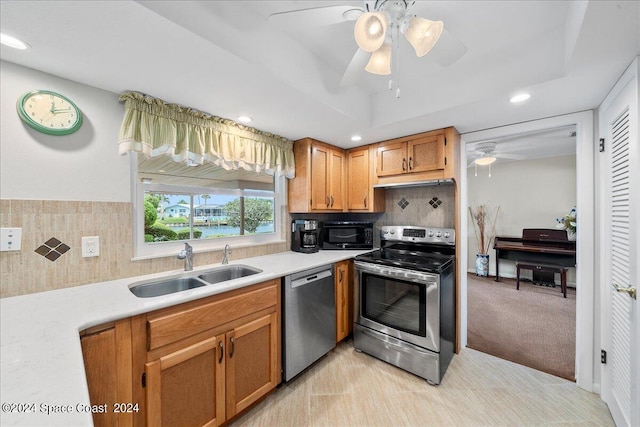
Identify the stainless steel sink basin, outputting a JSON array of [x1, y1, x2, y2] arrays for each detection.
[[129, 276, 208, 298], [198, 265, 262, 284], [129, 265, 263, 298]]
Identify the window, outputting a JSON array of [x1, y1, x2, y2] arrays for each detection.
[[132, 154, 284, 259]]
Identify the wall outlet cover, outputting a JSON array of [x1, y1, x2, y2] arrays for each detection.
[[0, 228, 22, 251], [81, 236, 100, 257]]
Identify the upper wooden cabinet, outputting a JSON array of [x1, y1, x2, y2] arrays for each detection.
[[374, 127, 460, 186], [289, 138, 345, 212], [346, 146, 385, 212]]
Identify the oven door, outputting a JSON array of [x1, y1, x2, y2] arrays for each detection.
[[354, 261, 440, 351]]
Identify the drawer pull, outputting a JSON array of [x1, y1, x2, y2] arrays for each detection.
[[218, 341, 224, 364]]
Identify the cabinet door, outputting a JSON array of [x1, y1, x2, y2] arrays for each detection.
[[335, 260, 352, 342], [145, 337, 225, 427], [225, 313, 278, 418], [347, 148, 369, 210], [407, 134, 444, 173], [328, 148, 345, 210], [377, 141, 407, 176], [310, 144, 330, 210], [81, 320, 133, 427]]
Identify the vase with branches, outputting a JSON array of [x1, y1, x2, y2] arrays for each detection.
[[469, 205, 500, 276]]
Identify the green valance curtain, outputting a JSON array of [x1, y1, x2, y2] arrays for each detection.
[[118, 91, 295, 178]]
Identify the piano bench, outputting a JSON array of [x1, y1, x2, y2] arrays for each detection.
[[516, 262, 568, 298]]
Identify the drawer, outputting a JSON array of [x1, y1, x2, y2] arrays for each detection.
[[147, 281, 278, 350]]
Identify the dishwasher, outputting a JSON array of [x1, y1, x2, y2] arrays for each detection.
[[282, 264, 336, 382]]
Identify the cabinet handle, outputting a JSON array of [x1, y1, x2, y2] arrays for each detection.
[[409, 157, 413, 170], [326, 195, 330, 207], [364, 195, 367, 208], [339, 270, 343, 282], [218, 341, 224, 364], [330, 195, 334, 207], [229, 336, 235, 358], [402, 158, 406, 171]]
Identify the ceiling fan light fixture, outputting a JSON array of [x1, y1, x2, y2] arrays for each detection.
[[404, 17, 443, 57], [365, 43, 392, 75], [474, 156, 497, 166], [354, 12, 388, 52]]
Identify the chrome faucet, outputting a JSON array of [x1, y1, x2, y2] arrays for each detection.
[[222, 244, 232, 265], [177, 242, 193, 271]]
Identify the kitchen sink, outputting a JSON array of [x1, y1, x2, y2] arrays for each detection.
[[198, 265, 262, 284], [129, 265, 263, 298], [129, 276, 208, 298]]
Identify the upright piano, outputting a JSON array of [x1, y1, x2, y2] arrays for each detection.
[[493, 229, 576, 282]]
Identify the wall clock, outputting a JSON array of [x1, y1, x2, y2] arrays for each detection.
[[16, 90, 83, 135]]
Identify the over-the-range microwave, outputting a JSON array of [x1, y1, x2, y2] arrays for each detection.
[[321, 221, 374, 250]]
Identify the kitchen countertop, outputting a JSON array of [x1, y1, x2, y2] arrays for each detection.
[[0, 249, 371, 426]]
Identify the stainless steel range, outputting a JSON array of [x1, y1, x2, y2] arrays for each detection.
[[354, 225, 455, 385]]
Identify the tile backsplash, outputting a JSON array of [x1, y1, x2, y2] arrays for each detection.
[[378, 185, 455, 229], [0, 200, 288, 298]]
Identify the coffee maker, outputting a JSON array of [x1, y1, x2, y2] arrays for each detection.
[[291, 220, 320, 253]]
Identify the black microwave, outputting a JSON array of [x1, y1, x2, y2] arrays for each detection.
[[321, 221, 374, 250]]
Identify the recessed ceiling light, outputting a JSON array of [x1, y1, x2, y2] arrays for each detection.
[[237, 115, 252, 123], [0, 33, 30, 50], [510, 93, 531, 103], [351, 135, 362, 142]]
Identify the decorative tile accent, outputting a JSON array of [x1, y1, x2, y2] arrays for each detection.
[[397, 198, 409, 209], [429, 197, 443, 209], [34, 237, 71, 262]]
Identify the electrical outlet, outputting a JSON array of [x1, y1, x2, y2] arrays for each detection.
[[82, 236, 99, 257]]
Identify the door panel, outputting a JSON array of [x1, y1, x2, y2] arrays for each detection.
[[225, 313, 278, 417], [408, 134, 444, 172], [311, 145, 329, 210], [145, 337, 224, 427], [602, 64, 638, 427]]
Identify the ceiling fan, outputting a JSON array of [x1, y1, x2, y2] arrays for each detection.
[[269, 1, 467, 91], [467, 142, 526, 167]]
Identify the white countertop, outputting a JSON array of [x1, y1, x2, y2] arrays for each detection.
[[0, 249, 370, 426]]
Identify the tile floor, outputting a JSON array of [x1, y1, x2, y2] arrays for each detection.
[[229, 340, 614, 426]]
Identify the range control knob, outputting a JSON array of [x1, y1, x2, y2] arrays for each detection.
[[444, 232, 450, 238], [436, 231, 442, 238], [382, 230, 389, 234], [390, 230, 395, 234], [427, 231, 434, 237]]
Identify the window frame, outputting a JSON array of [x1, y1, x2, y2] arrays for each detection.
[[130, 155, 285, 260]]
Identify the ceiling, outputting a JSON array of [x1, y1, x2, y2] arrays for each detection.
[[1, 1, 638, 150]]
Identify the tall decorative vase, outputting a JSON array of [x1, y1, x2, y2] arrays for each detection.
[[568, 230, 576, 241], [476, 253, 489, 277]]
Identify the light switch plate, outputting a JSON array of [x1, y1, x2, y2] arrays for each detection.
[[0, 228, 22, 251], [81, 236, 100, 257]]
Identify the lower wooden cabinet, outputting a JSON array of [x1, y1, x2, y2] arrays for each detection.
[[80, 319, 134, 427], [335, 260, 353, 343], [81, 279, 281, 427]]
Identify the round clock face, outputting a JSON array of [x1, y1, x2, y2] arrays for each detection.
[[16, 90, 83, 135]]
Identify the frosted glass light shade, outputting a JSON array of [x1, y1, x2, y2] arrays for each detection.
[[354, 12, 388, 52], [474, 156, 496, 166], [365, 43, 392, 75], [405, 17, 443, 57]]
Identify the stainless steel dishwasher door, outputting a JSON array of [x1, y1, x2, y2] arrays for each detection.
[[283, 264, 336, 382]]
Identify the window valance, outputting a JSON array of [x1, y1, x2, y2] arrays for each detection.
[[118, 91, 295, 178]]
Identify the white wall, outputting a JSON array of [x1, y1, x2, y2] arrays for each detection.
[[0, 60, 130, 202], [467, 154, 577, 280]]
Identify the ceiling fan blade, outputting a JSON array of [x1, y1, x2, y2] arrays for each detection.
[[269, 5, 362, 29], [494, 153, 526, 160], [340, 48, 369, 87], [430, 28, 467, 67]]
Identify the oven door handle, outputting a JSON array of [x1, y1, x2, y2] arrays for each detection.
[[355, 261, 437, 283]]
